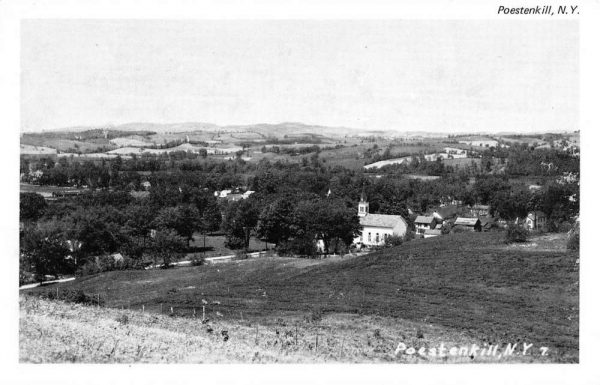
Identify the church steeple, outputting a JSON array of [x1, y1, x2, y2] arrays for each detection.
[[358, 187, 369, 217]]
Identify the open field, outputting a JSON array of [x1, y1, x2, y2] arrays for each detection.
[[20, 295, 557, 363], [24, 231, 579, 362], [442, 157, 481, 169], [20, 183, 88, 197], [21, 137, 116, 153], [187, 234, 273, 258]]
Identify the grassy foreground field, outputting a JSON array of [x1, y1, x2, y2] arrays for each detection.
[[20, 295, 557, 363], [22, 232, 578, 363]]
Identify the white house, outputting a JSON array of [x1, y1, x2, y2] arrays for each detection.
[[354, 192, 408, 247], [414, 216, 436, 235], [525, 211, 547, 231]]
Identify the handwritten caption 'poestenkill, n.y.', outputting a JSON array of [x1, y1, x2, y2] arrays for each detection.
[[498, 5, 579, 16]]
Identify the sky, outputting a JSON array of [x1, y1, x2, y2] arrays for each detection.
[[21, 20, 578, 133]]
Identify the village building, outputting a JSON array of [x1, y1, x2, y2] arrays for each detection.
[[468, 204, 491, 217], [432, 205, 460, 225], [453, 217, 482, 232], [354, 192, 408, 247], [525, 211, 547, 231], [424, 228, 442, 238], [215, 189, 255, 201], [414, 216, 437, 235]]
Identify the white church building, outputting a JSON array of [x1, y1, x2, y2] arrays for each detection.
[[354, 192, 408, 247]]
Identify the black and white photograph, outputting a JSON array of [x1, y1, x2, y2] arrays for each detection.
[[2, 0, 599, 383]]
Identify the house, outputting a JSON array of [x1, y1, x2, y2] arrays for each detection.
[[443, 147, 468, 158], [468, 204, 490, 217], [224, 193, 245, 202], [432, 205, 459, 224], [525, 211, 547, 231], [215, 189, 254, 201], [414, 216, 437, 235], [215, 189, 233, 198], [424, 229, 442, 238], [354, 192, 408, 247], [453, 217, 482, 232]]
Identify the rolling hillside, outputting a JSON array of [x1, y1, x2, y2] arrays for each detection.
[[23, 232, 579, 362]]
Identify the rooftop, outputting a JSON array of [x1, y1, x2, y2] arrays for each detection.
[[414, 216, 436, 224], [360, 213, 406, 228], [454, 217, 481, 226]]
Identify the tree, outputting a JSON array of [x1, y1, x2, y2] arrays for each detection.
[[20, 229, 73, 283], [20, 192, 47, 222], [124, 204, 156, 245], [295, 198, 360, 254], [61, 207, 126, 261], [149, 229, 187, 267], [222, 198, 260, 250], [505, 223, 528, 243], [256, 196, 296, 247], [198, 199, 222, 251], [154, 205, 200, 246]]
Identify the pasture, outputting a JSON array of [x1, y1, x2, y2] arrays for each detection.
[[24, 231, 579, 362]]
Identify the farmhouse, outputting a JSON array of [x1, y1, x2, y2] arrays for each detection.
[[453, 217, 482, 232], [525, 211, 547, 231], [354, 192, 407, 247], [414, 216, 437, 235]]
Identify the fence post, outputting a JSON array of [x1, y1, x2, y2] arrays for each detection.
[[202, 306, 205, 321], [142, 305, 145, 313]]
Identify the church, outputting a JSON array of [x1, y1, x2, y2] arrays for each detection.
[[354, 192, 408, 247]]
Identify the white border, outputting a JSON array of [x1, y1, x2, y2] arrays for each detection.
[[2, 1, 598, 384]]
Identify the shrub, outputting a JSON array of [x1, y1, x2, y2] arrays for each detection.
[[116, 314, 129, 325], [76, 255, 145, 277], [306, 307, 323, 323], [277, 237, 318, 258], [384, 235, 404, 248], [38, 288, 101, 306], [225, 236, 246, 250], [505, 223, 528, 243], [558, 221, 573, 233], [234, 250, 248, 260], [190, 255, 206, 266], [452, 225, 470, 234], [403, 231, 415, 242], [567, 223, 579, 251]]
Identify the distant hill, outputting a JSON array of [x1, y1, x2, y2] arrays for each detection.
[[28, 121, 402, 138]]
